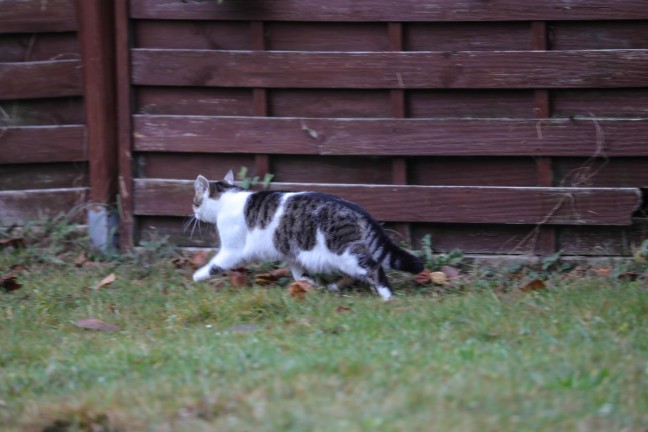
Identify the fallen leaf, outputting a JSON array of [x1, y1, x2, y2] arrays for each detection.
[[189, 251, 209, 268], [171, 257, 190, 268], [255, 267, 290, 286], [415, 269, 432, 285], [335, 306, 352, 314], [212, 279, 228, 290], [74, 252, 88, 267], [617, 271, 639, 282], [430, 271, 448, 285], [0, 237, 24, 249], [0, 273, 22, 292], [593, 268, 612, 277], [289, 280, 314, 300], [94, 273, 116, 290], [10, 263, 27, 272], [228, 269, 249, 288], [520, 279, 547, 292], [441, 265, 461, 280], [74, 318, 118, 332]]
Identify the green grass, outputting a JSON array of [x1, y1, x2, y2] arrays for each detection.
[[1, 235, 648, 431]]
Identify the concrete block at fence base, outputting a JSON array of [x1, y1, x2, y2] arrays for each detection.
[[87, 205, 119, 253]]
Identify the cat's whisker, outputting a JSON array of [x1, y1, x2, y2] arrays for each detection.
[[183, 215, 194, 232], [190, 217, 200, 240]]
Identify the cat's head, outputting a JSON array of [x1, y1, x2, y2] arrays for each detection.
[[192, 170, 237, 220]]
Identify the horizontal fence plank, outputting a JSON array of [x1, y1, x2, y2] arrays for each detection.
[[130, 0, 648, 21], [0, 97, 85, 126], [133, 179, 641, 226], [0, 0, 77, 33], [0, 125, 86, 164], [132, 49, 648, 89], [0, 59, 83, 99], [133, 116, 648, 157], [0, 163, 88, 190], [0, 187, 87, 226], [0, 33, 79, 62]]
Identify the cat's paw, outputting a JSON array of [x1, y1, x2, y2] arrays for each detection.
[[192, 266, 212, 282]]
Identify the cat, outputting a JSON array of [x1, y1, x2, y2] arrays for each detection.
[[191, 170, 424, 300]]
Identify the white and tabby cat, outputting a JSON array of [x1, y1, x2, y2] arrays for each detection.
[[191, 171, 423, 300]]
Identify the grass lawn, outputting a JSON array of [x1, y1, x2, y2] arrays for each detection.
[[1, 227, 648, 431]]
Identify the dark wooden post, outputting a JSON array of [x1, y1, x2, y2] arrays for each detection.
[[75, 0, 119, 251], [388, 22, 412, 245], [115, 0, 135, 250], [532, 21, 557, 256]]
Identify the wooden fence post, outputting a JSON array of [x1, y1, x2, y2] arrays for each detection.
[[75, 0, 119, 252]]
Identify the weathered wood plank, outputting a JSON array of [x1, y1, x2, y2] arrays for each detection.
[[0, 163, 87, 190], [408, 90, 534, 118], [405, 22, 531, 51], [0, 33, 79, 62], [135, 20, 252, 50], [0, 97, 84, 126], [0, 60, 83, 100], [0, 125, 86, 164], [132, 49, 648, 89], [0, 187, 87, 226], [137, 87, 253, 116], [132, 116, 648, 157], [553, 89, 648, 118], [554, 158, 648, 188], [129, 0, 648, 21], [0, 0, 77, 33], [266, 22, 389, 51], [558, 221, 648, 256], [269, 89, 390, 118], [410, 157, 538, 187], [133, 179, 641, 226], [550, 21, 648, 50]]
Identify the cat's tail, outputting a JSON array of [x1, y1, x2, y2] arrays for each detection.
[[384, 241, 424, 274]]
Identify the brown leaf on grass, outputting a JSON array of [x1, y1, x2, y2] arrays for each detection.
[[74, 318, 119, 332], [228, 269, 249, 288], [0, 237, 24, 249], [255, 267, 290, 286], [74, 252, 88, 267], [289, 280, 315, 300], [212, 279, 228, 290], [520, 279, 547, 292], [1, 273, 22, 292], [94, 273, 116, 290], [10, 263, 27, 272], [593, 267, 612, 277], [171, 257, 190, 269], [335, 306, 352, 314], [617, 271, 639, 282], [415, 269, 432, 285], [190, 251, 209, 268]]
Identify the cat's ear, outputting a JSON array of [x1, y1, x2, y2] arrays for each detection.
[[195, 175, 210, 195], [223, 170, 235, 186]]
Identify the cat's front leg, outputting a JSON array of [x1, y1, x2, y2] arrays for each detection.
[[192, 251, 239, 282], [192, 263, 223, 282]]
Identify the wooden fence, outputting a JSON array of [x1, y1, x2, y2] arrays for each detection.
[[2, 0, 648, 257]]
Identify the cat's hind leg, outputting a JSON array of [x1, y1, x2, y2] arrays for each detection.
[[366, 267, 393, 301], [343, 248, 393, 301], [288, 262, 316, 285]]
